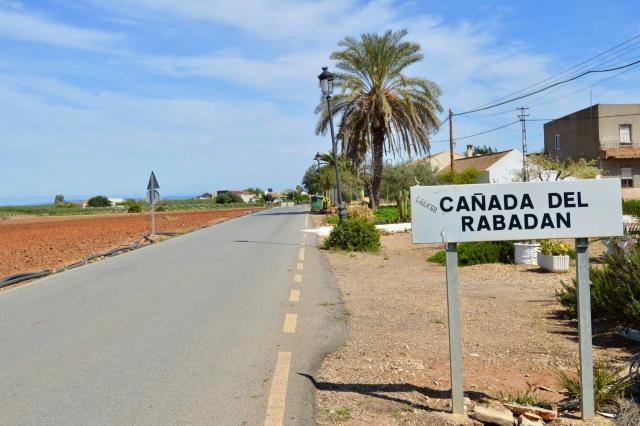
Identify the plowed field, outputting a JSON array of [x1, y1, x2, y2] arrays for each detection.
[[0, 208, 261, 279]]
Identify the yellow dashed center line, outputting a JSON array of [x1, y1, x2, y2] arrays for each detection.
[[293, 274, 302, 283], [296, 263, 303, 271], [302, 233, 307, 242], [305, 215, 309, 227], [264, 351, 292, 426], [298, 248, 305, 261], [289, 289, 300, 302], [283, 313, 297, 333]]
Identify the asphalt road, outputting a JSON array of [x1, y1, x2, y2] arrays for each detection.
[[0, 205, 345, 425]]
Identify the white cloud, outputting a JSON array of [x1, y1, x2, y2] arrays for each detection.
[[0, 8, 121, 51]]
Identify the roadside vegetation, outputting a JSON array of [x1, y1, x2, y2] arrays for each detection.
[[556, 249, 640, 328], [0, 198, 260, 218], [324, 218, 380, 252], [428, 241, 515, 266]]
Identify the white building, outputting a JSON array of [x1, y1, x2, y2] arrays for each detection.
[[453, 149, 526, 183]]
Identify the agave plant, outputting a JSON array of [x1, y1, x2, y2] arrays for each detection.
[[315, 30, 442, 208], [552, 361, 632, 411]]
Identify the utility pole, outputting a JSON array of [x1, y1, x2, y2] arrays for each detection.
[[449, 109, 454, 173], [517, 107, 530, 181]]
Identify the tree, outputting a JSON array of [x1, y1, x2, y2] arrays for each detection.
[[87, 195, 111, 207], [54, 194, 64, 204], [315, 30, 442, 208], [245, 187, 264, 197], [438, 168, 483, 185], [526, 154, 601, 181], [380, 162, 437, 202], [473, 145, 497, 156], [216, 192, 243, 204]]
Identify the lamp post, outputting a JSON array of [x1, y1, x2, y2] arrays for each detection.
[[318, 66, 346, 224], [314, 152, 322, 195]]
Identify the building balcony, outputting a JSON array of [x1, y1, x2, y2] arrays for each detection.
[[599, 139, 640, 159]]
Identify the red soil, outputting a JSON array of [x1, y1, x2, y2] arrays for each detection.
[[0, 208, 261, 279]]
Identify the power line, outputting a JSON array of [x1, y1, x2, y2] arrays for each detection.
[[527, 62, 640, 108], [473, 33, 640, 109], [428, 112, 640, 147], [430, 120, 520, 144], [527, 112, 640, 122], [454, 58, 640, 116]]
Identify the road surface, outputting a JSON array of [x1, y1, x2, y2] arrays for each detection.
[[0, 205, 345, 425]]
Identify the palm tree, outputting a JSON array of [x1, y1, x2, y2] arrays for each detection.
[[315, 29, 442, 208]]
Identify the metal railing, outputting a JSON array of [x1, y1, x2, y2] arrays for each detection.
[[600, 138, 639, 150]]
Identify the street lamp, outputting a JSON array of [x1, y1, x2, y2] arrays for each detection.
[[314, 152, 322, 195], [318, 66, 346, 224]]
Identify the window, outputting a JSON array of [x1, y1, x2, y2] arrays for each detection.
[[621, 167, 633, 187], [620, 125, 632, 144], [554, 134, 560, 151]]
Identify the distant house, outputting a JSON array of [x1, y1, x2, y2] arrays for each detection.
[[543, 103, 640, 189], [216, 190, 257, 203], [453, 149, 525, 183], [414, 149, 464, 171], [197, 192, 215, 199]]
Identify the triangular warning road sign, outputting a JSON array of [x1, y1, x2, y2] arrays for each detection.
[[147, 171, 160, 190]]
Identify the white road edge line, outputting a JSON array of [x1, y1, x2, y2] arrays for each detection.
[[264, 351, 292, 426], [298, 248, 305, 261]]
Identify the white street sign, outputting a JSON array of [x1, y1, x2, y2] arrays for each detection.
[[411, 179, 623, 244], [146, 189, 160, 205]]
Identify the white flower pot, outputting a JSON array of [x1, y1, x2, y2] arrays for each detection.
[[514, 242, 540, 265], [537, 252, 570, 273]]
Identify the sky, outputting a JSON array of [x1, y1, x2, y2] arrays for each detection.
[[0, 0, 639, 204]]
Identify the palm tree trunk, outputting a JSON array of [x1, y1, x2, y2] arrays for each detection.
[[371, 127, 385, 208]]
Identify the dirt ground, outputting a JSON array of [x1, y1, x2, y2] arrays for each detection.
[[0, 208, 261, 279], [314, 230, 639, 425]]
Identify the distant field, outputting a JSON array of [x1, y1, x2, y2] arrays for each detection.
[[0, 199, 258, 218]]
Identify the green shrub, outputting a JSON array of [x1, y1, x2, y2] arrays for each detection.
[[87, 195, 112, 207], [155, 206, 166, 212], [552, 362, 632, 411], [128, 204, 141, 213], [427, 241, 514, 266], [216, 192, 243, 204], [623, 200, 640, 218], [438, 168, 483, 185], [373, 206, 404, 224], [324, 218, 380, 252], [325, 214, 339, 225], [347, 205, 374, 221], [556, 249, 640, 327]]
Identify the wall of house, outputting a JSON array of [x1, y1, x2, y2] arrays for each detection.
[[601, 158, 640, 187], [487, 150, 524, 183], [543, 105, 600, 161], [597, 104, 640, 145]]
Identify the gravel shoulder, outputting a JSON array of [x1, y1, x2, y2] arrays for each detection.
[[314, 231, 638, 425]]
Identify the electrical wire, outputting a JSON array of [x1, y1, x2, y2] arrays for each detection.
[[430, 120, 520, 144], [454, 58, 640, 116], [473, 34, 640, 109]]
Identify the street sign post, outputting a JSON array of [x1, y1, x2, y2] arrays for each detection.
[[147, 171, 160, 235], [411, 179, 623, 419]]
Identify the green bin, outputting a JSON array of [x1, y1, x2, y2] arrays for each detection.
[[310, 195, 324, 212]]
